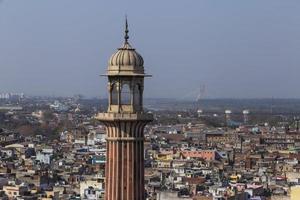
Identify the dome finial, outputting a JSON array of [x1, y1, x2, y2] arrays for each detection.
[[124, 15, 129, 43]]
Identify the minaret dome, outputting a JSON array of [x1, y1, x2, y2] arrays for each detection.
[[107, 18, 144, 76]]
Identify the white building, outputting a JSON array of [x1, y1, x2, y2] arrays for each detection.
[[36, 149, 54, 164], [80, 180, 104, 200]]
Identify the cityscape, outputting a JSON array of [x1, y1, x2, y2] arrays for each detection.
[[1, 1, 300, 200]]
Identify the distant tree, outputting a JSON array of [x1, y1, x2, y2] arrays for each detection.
[[43, 111, 55, 121], [17, 125, 34, 136], [196, 185, 206, 192]]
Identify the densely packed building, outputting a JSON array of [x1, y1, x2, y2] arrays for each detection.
[[1, 95, 300, 200], [1, 20, 300, 200]]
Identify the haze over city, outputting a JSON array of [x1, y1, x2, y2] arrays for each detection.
[[0, 0, 300, 98], [2, 1, 300, 200]]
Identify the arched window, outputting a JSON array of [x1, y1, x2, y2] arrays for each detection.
[[121, 84, 131, 105], [134, 84, 141, 106], [111, 83, 118, 105]]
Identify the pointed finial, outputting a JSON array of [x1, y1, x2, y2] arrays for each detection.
[[124, 15, 129, 43]]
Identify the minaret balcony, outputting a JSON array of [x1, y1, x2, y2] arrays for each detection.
[[96, 112, 153, 122]]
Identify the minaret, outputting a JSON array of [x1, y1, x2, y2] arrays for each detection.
[[96, 19, 153, 200]]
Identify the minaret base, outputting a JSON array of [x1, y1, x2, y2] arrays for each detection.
[[96, 113, 152, 200]]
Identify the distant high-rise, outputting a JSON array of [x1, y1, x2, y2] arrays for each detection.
[[0, 92, 24, 100], [242, 110, 250, 124], [96, 19, 153, 200], [225, 109, 232, 126]]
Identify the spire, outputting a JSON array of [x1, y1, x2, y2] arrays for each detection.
[[124, 16, 129, 43]]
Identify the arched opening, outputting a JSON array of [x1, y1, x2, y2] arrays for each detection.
[[111, 83, 118, 105], [134, 84, 141, 106], [121, 84, 131, 105]]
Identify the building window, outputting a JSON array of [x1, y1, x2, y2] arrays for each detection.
[[134, 84, 141, 106], [111, 83, 118, 105], [121, 84, 131, 105]]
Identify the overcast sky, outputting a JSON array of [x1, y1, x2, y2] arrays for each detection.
[[0, 0, 299, 99]]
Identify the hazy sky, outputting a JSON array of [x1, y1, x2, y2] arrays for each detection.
[[0, 1, 300, 99]]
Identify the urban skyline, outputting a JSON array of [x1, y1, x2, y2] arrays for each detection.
[[1, 2, 300, 199], [0, 1, 300, 98]]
